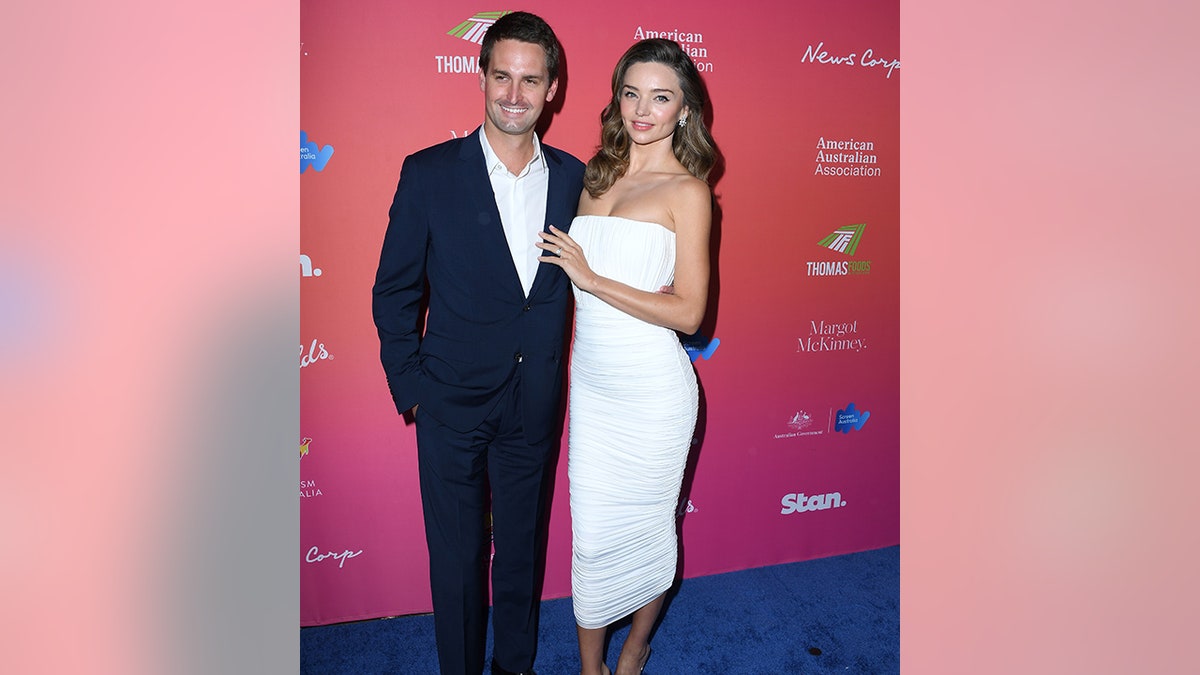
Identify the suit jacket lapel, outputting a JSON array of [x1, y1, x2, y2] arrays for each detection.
[[459, 128, 527, 299], [528, 145, 566, 301]]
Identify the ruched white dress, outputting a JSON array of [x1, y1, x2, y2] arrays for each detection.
[[566, 215, 699, 629]]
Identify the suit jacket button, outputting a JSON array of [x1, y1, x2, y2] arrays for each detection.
[[515, 353, 523, 363], [523, 304, 531, 312]]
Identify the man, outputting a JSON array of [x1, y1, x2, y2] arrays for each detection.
[[371, 12, 584, 675]]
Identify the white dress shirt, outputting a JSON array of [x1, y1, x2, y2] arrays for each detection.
[[479, 130, 549, 298]]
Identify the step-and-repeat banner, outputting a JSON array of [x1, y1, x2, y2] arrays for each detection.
[[301, 0, 898, 625]]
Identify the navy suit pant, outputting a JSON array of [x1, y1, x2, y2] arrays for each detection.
[[415, 369, 554, 675]]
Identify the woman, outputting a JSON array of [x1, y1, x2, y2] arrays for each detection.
[[537, 38, 717, 675]]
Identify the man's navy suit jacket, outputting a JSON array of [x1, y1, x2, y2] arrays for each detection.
[[372, 128, 586, 445]]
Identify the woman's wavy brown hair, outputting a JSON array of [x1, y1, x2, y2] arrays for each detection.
[[583, 38, 717, 198]]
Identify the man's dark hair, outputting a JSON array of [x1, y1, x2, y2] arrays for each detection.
[[479, 11, 562, 82]]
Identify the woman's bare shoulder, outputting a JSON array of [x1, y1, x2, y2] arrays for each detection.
[[668, 174, 712, 209]]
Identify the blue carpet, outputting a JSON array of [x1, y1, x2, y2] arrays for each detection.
[[302, 545, 898, 674]]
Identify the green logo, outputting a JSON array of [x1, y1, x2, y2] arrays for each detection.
[[447, 11, 511, 44], [817, 223, 865, 256]]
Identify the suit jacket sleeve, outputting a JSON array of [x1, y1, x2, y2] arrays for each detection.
[[372, 155, 428, 415]]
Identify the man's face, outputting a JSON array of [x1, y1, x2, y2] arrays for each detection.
[[480, 39, 558, 139]]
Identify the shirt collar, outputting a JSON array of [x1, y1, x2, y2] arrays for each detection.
[[479, 127, 544, 178]]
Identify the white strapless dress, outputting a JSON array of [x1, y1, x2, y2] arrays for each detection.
[[566, 215, 699, 629]]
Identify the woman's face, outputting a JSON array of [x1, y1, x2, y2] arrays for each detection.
[[618, 61, 689, 147]]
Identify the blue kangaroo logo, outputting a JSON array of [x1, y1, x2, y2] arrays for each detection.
[[682, 334, 720, 362], [301, 131, 334, 173], [834, 402, 871, 433]]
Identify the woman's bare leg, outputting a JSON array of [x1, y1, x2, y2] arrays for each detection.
[[614, 593, 664, 675]]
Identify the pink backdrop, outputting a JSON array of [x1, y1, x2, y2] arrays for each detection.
[[301, 0, 898, 626]]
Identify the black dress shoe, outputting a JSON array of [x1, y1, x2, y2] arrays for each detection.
[[490, 658, 535, 675]]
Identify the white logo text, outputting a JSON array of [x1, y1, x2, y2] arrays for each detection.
[[300, 339, 332, 368], [801, 42, 900, 78], [781, 492, 846, 514], [306, 546, 363, 568], [300, 254, 323, 277]]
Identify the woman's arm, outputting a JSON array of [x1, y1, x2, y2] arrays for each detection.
[[538, 177, 711, 334]]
